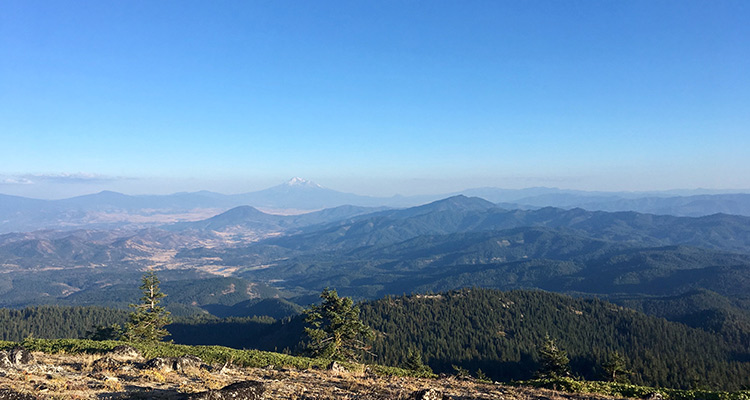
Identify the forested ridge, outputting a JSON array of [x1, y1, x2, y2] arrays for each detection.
[[358, 289, 750, 390], [3, 290, 750, 390], [0, 305, 128, 341], [170, 289, 750, 390]]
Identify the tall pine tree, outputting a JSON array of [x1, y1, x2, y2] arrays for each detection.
[[125, 270, 172, 342], [537, 335, 571, 379]]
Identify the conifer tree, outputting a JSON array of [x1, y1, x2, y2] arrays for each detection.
[[475, 368, 492, 383], [124, 270, 172, 342], [404, 347, 433, 374], [304, 288, 373, 361], [537, 334, 571, 378], [603, 351, 631, 382]]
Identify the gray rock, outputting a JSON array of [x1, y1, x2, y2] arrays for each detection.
[[108, 345, 142, 361], [0, 347, 34, 369], [144, 355, 204, 373], [327, 361, 347, 373], [9, 347, 34, 366], [174, 355, 203, 371], [410, 388, 445, 400], [644, 393, 664, 400], [186, 380, 265, 400], [0, 351, 11, 369], [144, 357, 176, 372]]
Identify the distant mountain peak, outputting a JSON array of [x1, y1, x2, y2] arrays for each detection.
[[394, 195, 497, 218], [430, 195, 496, 209], [284, 177, 323, 188]]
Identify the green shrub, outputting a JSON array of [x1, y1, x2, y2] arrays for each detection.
[[3, 338, 435, 379]]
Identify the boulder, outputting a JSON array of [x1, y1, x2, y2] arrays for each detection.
[[644, 393, 664, 400], [108, 345, 142, 361], [0, 351, 11, 369], [186, 380, 265, 400], [144, 357, 176, 372], [144, 355, 204, 373], [0, 348, 34, 370], [410, 388, 445, 400], [174, 355, 203, 371], [9, 347, 34, 366], [327, 361, 347, 374]]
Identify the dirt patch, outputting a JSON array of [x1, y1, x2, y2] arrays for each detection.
[[0, 352, 633, 400]]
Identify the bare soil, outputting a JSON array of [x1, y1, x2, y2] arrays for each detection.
[[0, 352, 631, 400]]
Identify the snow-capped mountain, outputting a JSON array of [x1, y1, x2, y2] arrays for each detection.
[[283, 177, 324, 189], [228, 178, 387, 209]]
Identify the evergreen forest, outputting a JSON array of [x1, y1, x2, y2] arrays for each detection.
[[3, 289, 749, 390]]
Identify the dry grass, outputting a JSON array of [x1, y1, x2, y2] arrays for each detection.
[[0, 352, 636, 400]]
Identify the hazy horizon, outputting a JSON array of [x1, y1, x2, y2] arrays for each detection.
[[2, 175, 750, 202], [2, 2, 748, 199]]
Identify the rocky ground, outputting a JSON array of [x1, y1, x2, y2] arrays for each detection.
[[0, 346, 630, 400]]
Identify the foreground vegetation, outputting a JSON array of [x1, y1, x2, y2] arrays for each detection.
[[2, 338, 750, 400], [0, 337, 429, 378], [4, 288, 750, 390]]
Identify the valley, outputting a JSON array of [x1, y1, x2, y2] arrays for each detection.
[[3, 186, 750, 391]]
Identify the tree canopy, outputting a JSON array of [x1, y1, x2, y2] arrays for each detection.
[[304, 288, 373, 361]]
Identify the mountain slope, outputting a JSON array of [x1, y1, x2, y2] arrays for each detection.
[[238, 225, 750, 302], [167, 203, 384, 234], [358, 289, 750, 389], [193, 288, 750, 390], [261, 202, 750, 254]]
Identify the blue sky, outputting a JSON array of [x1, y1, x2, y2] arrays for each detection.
[[1, 1, 748, 198]]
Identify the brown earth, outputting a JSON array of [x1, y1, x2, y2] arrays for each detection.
[[0, 351, 632, 400]]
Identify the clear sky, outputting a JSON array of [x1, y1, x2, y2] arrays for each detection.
[[1, 1, 748, 199]]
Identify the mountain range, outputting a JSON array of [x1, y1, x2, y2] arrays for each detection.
[[2, 178, 750, 233], [203, 196, 750, 302], [3, 187, 750, 361]]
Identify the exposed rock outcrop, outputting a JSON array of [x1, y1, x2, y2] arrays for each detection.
[[107, 345, 142, 362], [9, 348, 34, 366], [145, 355, 205, 373], [0, 347, 35, 370], [174, 355, 203, 371], [326, 361, 347, 374], [0, 352, 10, 370], [144, 357, 175, 372], [644, 393, 664, 400], [410, 388, 446, 400]]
